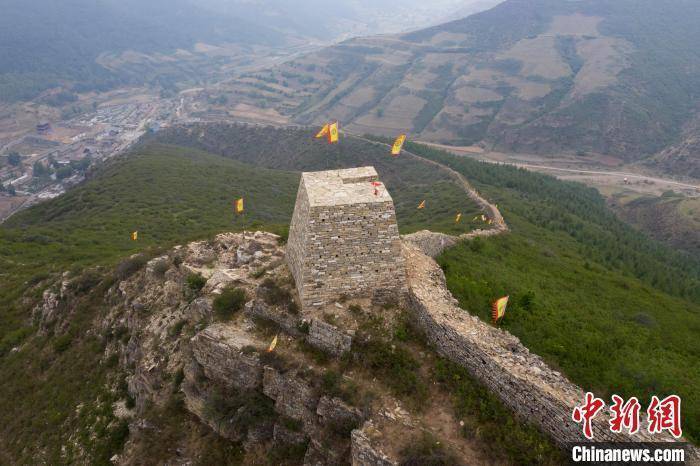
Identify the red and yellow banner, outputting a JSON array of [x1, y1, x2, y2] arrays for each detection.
[[491, 296, 509, 323], [315, 124, 329, 139], [391, 134, 406, 156], [267, 334, 278, 352], [328, 122, 339, 144], [131, 231, 138, 241], [235, 198, 244, 214]]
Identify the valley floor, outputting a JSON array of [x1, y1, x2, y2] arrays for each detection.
[[415, 141, 700, 199]]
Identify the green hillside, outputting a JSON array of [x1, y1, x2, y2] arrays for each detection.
[[221, 0, 700, 176], [0, 129, 483, 463], [0, 144, 296, 340], [403, 142, 700, 442], [1, 125, 698, 460], [142, 123, 483, 235], [1, 130, 481, 342]]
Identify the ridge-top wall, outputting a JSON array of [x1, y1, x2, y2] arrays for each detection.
[[402, 241, 697, 452]]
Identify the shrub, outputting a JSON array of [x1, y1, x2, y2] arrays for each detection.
[[186, 273, 207, 293], [432, 358, 564, 464], [468, 237, 484, 252], [204, 388, 275, 434], [517, 290, 536, 311], [172, 255, 183, 268], [269, 441, 309, 463], [0, 326, 33, 356], [104, 354, 119, 368], [152, 259, 169, 276], [394, 322, 411, 342], [297, 340, 330, 365], [259, 350, 288, 371], [213, 287, 247, 321], [53, 334, 73, 353], [399, 432, 458, 466], [250, 267, 267, 279], [259, 278, 291, 305], [280, 416, 303, 432], [241, 345, 257, 355], [115, 255, 147, 281], [321, 370, 342, 396], [168, 319, 187, 337], [298, 321, 310, 334], [68, 270, 102, 294], [172, 368, 185, 393], [353, 337, 427, 404]]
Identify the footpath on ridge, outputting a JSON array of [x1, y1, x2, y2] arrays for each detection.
[[346, 132, 508, 256], [348, 132, 699, 454]]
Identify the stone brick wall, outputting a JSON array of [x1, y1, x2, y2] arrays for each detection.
[[402, 241, 695, 450], [287, 167, 407, 309]]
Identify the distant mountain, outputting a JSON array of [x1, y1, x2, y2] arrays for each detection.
[[0, 0, 503, 104], [195, 0, 503, 42], [222, 0, 700, 178], [0, 0, 286, 102]]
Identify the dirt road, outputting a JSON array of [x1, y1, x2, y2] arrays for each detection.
[[415, 141, 700, 198]]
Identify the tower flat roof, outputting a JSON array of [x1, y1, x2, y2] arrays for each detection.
[[301, 166, 393, 207]]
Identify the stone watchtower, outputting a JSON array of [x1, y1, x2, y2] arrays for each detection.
[[286, 167, 407, 309]]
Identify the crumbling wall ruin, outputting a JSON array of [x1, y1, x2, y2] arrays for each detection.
[[402, 241, 696, 450]]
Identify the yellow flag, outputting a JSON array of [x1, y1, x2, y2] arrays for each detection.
[[328, 121, 339, 144], [131, 231, 138, 241], [315, 124, 329, 139], [481, 214, 486, 222], [235, 198, 244, 214], [491, 296, 509, 323], [391, 134, 406, 156], [417, 200, 425, 209], [455, 213, 462, 223], [267, 334, 278, 353]]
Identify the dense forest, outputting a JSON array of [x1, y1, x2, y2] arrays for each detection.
[[402, 142, 700, 442]]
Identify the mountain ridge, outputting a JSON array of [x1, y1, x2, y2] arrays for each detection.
[[215, 0, 700, 179]]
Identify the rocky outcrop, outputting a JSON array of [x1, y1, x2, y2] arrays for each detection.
[[263, 366, 320, 428], [244, 298, 303, 337], [307, 319, 353, 356], [190, 324, 263, 391], [351, 426, 397, 466]]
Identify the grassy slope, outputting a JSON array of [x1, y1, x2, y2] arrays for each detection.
[[0, 144, 299, 463], [2, 124, 698, 460], [143, 123, 483, 235], [612, 192, 700, 258], [0, 134, 482, 462], [403, 143, 700, 442], [0, 144, 298, 338]]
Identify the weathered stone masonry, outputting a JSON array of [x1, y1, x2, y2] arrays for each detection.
[[403, 241, 698, 453], [287, 167, 407, 309]]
